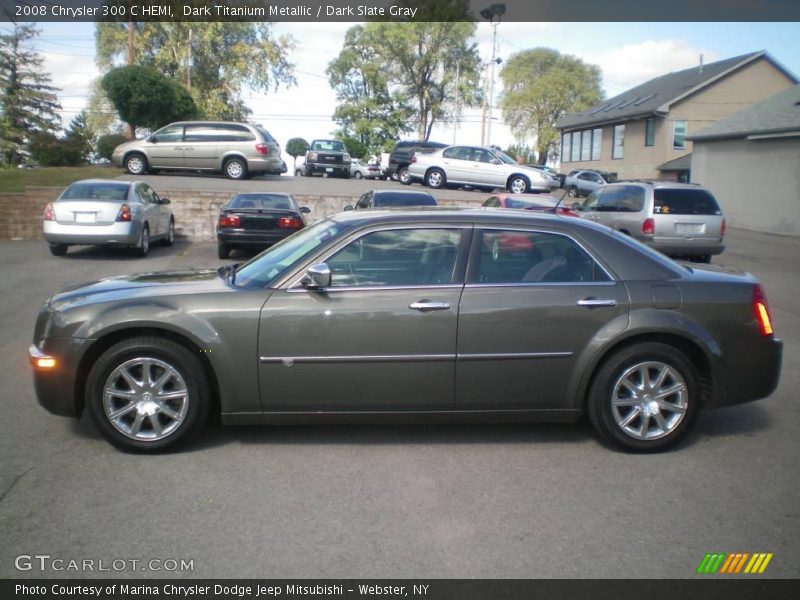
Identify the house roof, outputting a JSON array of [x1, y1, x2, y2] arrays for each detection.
[[657, 154, 693, 172], [557, 51, 797, 131], [687, 85, 800, 141]]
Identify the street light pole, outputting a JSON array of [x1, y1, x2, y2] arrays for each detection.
[[480, 3, 505, 147]]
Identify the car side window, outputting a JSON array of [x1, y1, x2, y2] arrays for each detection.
[[578, 172, 592, 181], [135, 185, 152, 204], [326, 229, 462, 287], [582, 191, 601, 212], [356, 193, 371, 209], [617, 186, 645, 212], [152, 124, 184, 143], [597, 187, 623, 212], [473, 230, 610, 284]]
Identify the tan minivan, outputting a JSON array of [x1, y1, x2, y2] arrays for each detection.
[[111, 121, 285, 180]]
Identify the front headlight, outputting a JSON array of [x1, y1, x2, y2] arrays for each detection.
[[308, 152, 318, 161], [343, 154, 351, 163]]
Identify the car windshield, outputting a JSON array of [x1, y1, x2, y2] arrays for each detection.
[[229, 194, 294, 210], [312, 140, 345, 152], [234, 219, 346, 288], [494, 150, 518, 165], [59, 182, 129, 201], [506, 196, 557, 209], [373, 194, 437, 207], [654, 189, 722, 215]]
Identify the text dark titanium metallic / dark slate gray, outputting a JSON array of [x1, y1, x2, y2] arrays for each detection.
[[29, 209, 782, 452]]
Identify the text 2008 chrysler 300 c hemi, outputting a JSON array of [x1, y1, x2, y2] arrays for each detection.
[[30, 209, 782, 452]]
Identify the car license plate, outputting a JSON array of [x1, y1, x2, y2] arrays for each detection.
[[326, 167, 333, 173], [75, 212, 96, 223], [675, 223, 704, 235]]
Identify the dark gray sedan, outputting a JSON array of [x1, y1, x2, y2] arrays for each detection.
[[29, 209, 782, 452]]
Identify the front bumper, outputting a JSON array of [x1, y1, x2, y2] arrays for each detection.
[[30, 338, 95, 417], [306, 162, 349, 177], [43, 221, 142, 246]]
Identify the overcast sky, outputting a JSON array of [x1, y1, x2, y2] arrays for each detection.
[[8, 20, 800, 165]]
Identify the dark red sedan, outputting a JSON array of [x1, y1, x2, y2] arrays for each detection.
[[482, 193, 580, 217]]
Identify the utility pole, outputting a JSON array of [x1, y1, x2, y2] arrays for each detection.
[[126, 22, 134, 65], [453, 59, 460, 145], [186, 28, 194, 89], [479, 3, 505, 147]]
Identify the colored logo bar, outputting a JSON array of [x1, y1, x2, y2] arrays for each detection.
[[696, 553, 773, 574]]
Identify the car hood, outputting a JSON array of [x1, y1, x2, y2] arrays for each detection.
[[49, 269, 227, 309]]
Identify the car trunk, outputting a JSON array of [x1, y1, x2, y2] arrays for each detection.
[[224, 208, 297, 232], [52, 200, 124, 226]]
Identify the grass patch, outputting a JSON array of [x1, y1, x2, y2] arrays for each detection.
[[0, 165, 125, 193]]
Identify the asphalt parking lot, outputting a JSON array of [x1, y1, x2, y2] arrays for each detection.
[[1, 227, 798, 579]]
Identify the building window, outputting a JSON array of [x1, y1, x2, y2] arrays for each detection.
[[571, 132, 581, 162], [581, 130, 592, 161], [612, 124, 625, 159], [645, 119, 655, 147], [562, 133, 571, 163], [673, 120, 687, 150], [591, 128, 602, 160]]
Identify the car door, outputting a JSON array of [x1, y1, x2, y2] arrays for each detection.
[[144, 184, 170, 235], [455, 227, 629, 410], [183, 123, 224, 170], [257, 225, 469, 412], [133, 184, 162, 235], [471, 147, 502, 186], [440, 146, 473, 184], [146, 123, 186, 169]]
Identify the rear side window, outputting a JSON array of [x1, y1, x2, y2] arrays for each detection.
[[230, 194, 294, 210], [616, 186, 645, 212], [60, 183, 129, 201], [255, 126, 276, 143], [654, 188, 722, 215], [373, 194, 436, 207], [185, 124, 254, 143]]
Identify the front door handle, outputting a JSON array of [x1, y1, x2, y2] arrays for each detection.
[[409, 301, 451, 312], [577, 297, 617, 308]]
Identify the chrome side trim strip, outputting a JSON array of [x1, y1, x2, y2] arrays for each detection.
[[259, 351, 572, 364], [458, 352, 572, 360]]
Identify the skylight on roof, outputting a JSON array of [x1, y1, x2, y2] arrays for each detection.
[[616, 97, 639, 109], [589, 104, 608, 115], [633, 94, 656, 106]]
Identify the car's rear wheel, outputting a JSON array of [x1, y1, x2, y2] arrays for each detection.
[[48, 243, 68, 256], [508, 175, 530, 194], [217, 243, 230, 259], [223, 157, 248, 180], [398, 167, 412, 185], [426, 168, 446, 189], [124, 153, 148, 176], [567, 186, 579, 198], [86, 336, 211, 452], [161, 218, 175, 246], [295, 169, 303, 177], [695, 255, 712, 264], [587, 343, 700, 452], [354, 171, 363, 179], [136, 224, 150, 257]]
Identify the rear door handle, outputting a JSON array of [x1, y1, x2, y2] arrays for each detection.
[[577, 298, 617, 308], [409, 301, 451, 312]]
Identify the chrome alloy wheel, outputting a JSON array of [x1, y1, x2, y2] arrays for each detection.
[[102, 357, 189, 441], [611, 361, 688, 441]]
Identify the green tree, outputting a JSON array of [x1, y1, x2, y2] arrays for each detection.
[[101, 65, 198, 136], [285, 137, 309, 170], [96, 133, 129, 161], [85, 79, 121, 138], [337, 135, 367, 160], [327, 25, 412, 153], [500, 48, 603, 164], [0, 24, 62, 167], [64, 111, 94, 164], [96, 22, 295, 120]]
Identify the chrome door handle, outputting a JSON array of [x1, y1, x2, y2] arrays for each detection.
[[409, 301, 451, 312], [577, 298, 617, 308]]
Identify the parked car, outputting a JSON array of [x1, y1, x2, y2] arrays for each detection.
[[347, 189, 438, 210], [304, 139, 351, 178], [217, 193, 311, 259], [31, 209, 781, 453], [563, 169, 618, 198], [576, 181, 725, 263], [387, 140, 449, 183], [525, 165, 562, 190], [42, 179, 174, 257], [111, 121, 284, 180], [350, 159, 383, 179], [482, 193, 580, 216], [407, 145, 552, 194]]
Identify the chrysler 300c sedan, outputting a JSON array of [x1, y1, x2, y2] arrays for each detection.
[[30, 209, 782, 452]]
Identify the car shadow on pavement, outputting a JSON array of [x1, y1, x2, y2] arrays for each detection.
[[52, 239, 192, 261]]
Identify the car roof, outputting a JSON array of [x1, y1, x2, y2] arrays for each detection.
[[371, 189, 435, 197], [69, 179, 132, 187]]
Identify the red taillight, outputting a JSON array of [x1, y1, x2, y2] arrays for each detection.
[[557, 207, 580, 218], [410, 155, 417, 163], [720, 218, 726, 237], [753, 285, 774, 336], [255, 143, 269, 156], [116, 204, 132, 222], [43, 203, 55, 221], [642, 217, 655, 235], [278, 217, 303, 229], [218, 214, 241, 229]]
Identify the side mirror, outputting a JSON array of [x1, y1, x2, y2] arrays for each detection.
[[302, 263, 331, 289], [148, 136, 157, 143], [343, 205, 354, 211], [491, 159, 501, 165], [299, 206, 311, 214], [161, 197, 171, 204]]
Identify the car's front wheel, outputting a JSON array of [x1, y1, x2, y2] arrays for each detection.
[[86, 336, 211, 452], [124, 153, 148, 175], [508, 175, 530, 194], [426, 168, 446, 189], [587, 343, 700, 452], [223, 157, 248, 180], [353, 171, 363, 179]]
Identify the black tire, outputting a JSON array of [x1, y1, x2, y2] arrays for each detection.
[[223, 157, 248, 180], [507, 175, 530, 194], [567, 186, 579, 198], [48, 243, 68, 256], [695, 255, 712, 264], [398, 167, 412, 185], [587, 342, 700, 452], [295, 169, 304, 177], [217, 243, 230, 259], [124, 153, 148, 176], [85, 336, 211, 452], [426, 168, 446, 189], [161, 218, 175, 247], [135, 224, 150, 257], [354, 171, 363, 179]]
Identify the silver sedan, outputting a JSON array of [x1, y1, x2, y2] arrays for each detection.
[[42, 179, 175, 257]]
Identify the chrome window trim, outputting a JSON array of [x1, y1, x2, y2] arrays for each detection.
[[464, 281, 618, 289], [259, 351, 572, 364], [469, 226, 617, 283], [286, 284, 464, 294]]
